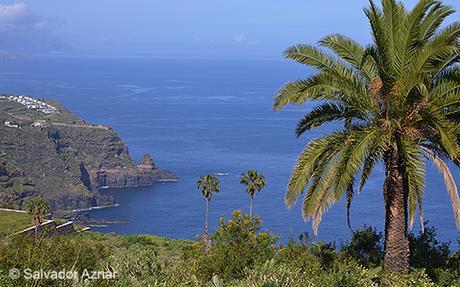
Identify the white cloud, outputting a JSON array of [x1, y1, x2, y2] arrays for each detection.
[[34, 20, 50, 30], [0, 3, 69, 53], [233, 32, 257, 46], [0, 3, 54, 33], [0, 2, 27, 18], [234, 32, 248, 43]]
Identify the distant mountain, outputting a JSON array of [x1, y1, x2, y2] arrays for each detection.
[[0, 95, 176, 210], [0, 33, 74, 56]]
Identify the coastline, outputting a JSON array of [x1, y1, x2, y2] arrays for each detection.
[[71, 204, 120, 213]]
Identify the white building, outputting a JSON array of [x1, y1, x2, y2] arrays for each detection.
[[1, 95, 59, 114], [4, 121, 20, 128]]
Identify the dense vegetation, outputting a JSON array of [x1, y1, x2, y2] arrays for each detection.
[[0, 210, 458, 287]]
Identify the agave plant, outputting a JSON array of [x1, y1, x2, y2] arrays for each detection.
[[274, 0, 460, 272]]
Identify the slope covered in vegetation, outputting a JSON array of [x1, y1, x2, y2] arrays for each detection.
[[0, 210, 458, 287]]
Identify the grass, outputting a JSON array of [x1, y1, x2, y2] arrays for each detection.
[[0, 210, 31, 238], [78, 232, 193, 261], [0, 217, 457, 286]]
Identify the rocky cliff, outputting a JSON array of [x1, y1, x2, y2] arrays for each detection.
[[93, 154, 177, 188], [0, 95, 177, 210]]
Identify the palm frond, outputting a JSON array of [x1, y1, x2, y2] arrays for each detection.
[[359, 135, 388, 191], [274, 74, 340, 110], [365, 0, 395, 79], [398, 139, 426, 231], [346, 179, 355, 230], [283, 44, 371, 106], [302, 155, 339, 235], [240, 170, 266, 197], [319, 34, 377, 80], [197, 174, 220, 200], [332, 127, 380, 199], [420, 2, 456, 42], [423, 148, 460, 227], [295, 102, 363, 136], [381, 0, 405, 74], [401, 0, 437, 70], [285, 132, 347, 208], [416, 106, 460, 159]]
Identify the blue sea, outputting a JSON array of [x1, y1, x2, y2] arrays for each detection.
[[1, 56, 458, 247]]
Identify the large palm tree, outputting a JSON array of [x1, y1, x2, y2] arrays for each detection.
[[26, 197, 50, 240], [274, 0, 460, 273], [240, 170, 266, 217], [197, 174, 220, 239]]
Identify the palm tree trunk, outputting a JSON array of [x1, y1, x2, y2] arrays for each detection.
[[34, 223, 39, 240], [250, 196, 253, 217], [204, 199, 210, 253], [383, 145, 409, 273], [205, 199, 209, 236], [34, 209, 40, 240]]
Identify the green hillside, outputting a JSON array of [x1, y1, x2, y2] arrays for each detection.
[[0, 95, 174, 211], [0, 210, 30, 238]]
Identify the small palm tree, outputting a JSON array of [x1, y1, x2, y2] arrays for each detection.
[[26, 197, 50, 240], [197, 174, 220, 239], [274, 0, 460, 273], [240, 170, 266, 217]]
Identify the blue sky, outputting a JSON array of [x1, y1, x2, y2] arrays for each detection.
[[0, 0, 458, 58]]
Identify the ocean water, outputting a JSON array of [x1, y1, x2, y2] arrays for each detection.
[[0, 57, 458, 247]]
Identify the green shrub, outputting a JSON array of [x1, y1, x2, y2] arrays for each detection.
[[340, 226, 383, 267], [276, 233, 337, 271], [409, 224, 453, 284], [382, 269, 435, 287], [191, 210, 278, 282]]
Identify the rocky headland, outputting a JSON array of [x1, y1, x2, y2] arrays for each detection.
[[0, 95, 177, 210]]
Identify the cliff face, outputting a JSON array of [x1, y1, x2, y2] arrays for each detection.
[[94, 154, 177, 188], [0, 95, 177, 210]]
